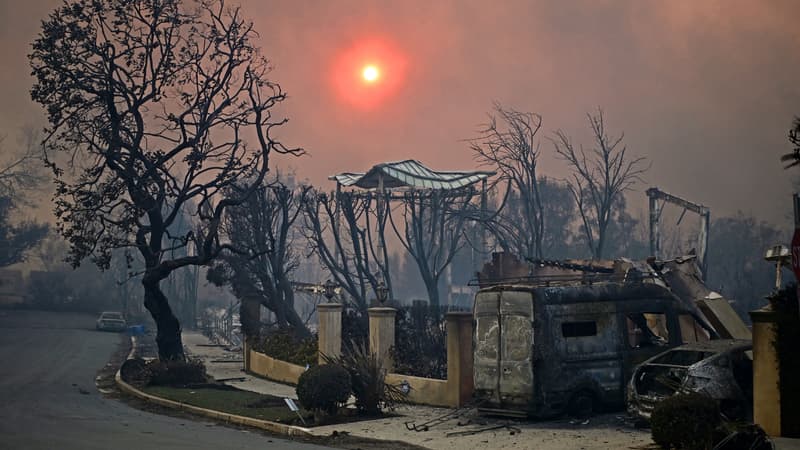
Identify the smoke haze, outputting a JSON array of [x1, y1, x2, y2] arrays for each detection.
[[1, 0, 798, 224]]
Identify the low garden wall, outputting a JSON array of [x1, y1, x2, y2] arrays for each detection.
[[385, 373, 453, 407], [244, 306, 474, 409], [246, 342, 305, 386]]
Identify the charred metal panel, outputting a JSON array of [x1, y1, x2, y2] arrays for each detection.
[[474, 291, 500, 399], [547, 302, 623, 404], [499, 290, 533, 405], [684, 357, 741, 400]]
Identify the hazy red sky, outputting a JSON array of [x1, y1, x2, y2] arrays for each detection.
[[1, 0, 799, 224]]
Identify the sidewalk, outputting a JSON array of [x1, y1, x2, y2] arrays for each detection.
[[182, 332, 297, 399], [183, 331, 654, 450]]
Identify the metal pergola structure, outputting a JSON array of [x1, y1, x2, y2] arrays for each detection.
[[330, 159, 494, 192], [328, 160, 495, 304], [329, 159, 495, 240]]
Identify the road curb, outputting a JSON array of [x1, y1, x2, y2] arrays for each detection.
[[114, 336, 312, 438]]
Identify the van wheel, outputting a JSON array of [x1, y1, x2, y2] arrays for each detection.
[[568, 391, 595, 419]]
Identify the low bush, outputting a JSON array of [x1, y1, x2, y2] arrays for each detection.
[[651, 392, 721, 450], [324, 341, 405, 415], [296, 363, 351, 419], [145, 358, 208, 386]]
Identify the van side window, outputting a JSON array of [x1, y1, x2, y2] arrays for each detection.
[[626, 313, 669, 348], [561, 321, 597, 338]]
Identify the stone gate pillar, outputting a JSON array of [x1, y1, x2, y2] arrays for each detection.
[[317, 303, 342, 364], [446, 311, 474, 407], [751, 306, 800, 437], [368, 307, 397, 371]]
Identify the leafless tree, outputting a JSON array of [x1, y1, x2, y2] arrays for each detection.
[[0, 129, 46, 198], [208, 181, 311, 338], [29, 0, 301, 360], [469, 103, 547, 260], [0, 131, 49, 267], [389, 188, 476, 308], [303, 190, 391, 312], [552, 109, 648, 259]]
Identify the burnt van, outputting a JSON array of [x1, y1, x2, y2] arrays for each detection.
[[473, 281, 716, 418]]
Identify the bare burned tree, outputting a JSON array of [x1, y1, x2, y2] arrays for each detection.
[[389, 188, 476, 308], [0, 131, 49, 268], [208, 181, 311, 338], [552, 109, 648, 260], [29, 0, 301, 360], [0, 130, 46, 198], [303, 190, 391, 312], [469, 103, 547, 260]]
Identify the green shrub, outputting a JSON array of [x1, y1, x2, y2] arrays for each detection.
[[296, 363, 351, 417], [651, 392, 721, 450], [323, 341, 405, 415], [145, 358, 208, 386]]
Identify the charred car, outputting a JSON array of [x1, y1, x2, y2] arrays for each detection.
[[627, 339, 753, 422]]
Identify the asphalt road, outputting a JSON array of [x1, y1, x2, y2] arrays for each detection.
[[0, 310, 330, 450]]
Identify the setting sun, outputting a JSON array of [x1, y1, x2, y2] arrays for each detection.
[[330, 38, 407, 110], [362, 65, 380, 82]]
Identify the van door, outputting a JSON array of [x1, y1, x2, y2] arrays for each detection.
[[498, 290, 534, 406], [474, 291, 501, 403], [473, 289, 534, 408]]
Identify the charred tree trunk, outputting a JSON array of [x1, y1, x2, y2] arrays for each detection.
[[240, 295, 262, 339], [143, 277, 184, 361], [276, 277, 311, 339], [422, 272, 441, 309]]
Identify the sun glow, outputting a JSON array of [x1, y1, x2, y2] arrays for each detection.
[[362, 65, 380, 82], [330, 38, 407, 110]]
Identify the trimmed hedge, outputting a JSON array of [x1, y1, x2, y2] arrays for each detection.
[[296, 363, 351, 417], [651, 392, 720, 450]]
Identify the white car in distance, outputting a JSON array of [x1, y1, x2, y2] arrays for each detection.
[[96, 311, 127, 332]]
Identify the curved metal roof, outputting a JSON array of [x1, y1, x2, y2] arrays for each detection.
[[329, 160, 494, 190]]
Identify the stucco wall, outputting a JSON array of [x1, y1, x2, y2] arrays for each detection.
[[248, 348, 305, 386], [386, 373, 453, 408], [752, 313, 781, 436]]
